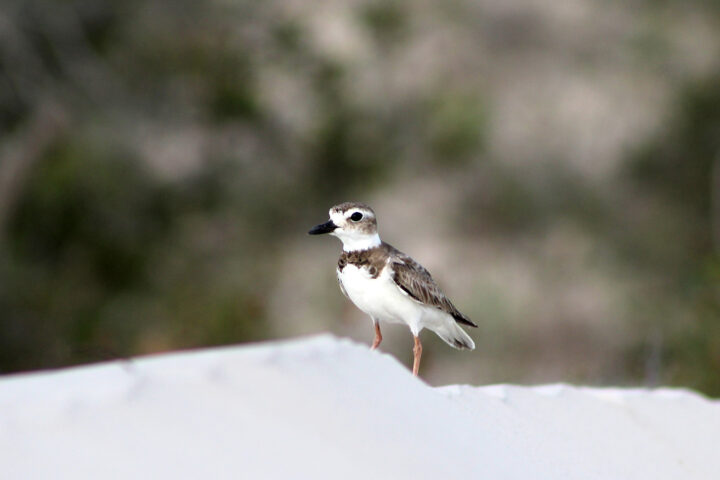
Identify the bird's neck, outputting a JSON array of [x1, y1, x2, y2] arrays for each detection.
[[341, 233, 381, 252]]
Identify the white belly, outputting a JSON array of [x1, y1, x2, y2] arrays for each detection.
[[338, 264, 426, 331]]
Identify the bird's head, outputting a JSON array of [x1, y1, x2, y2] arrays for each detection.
[[308, 202, 380, 251]]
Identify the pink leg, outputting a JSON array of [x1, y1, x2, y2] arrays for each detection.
[[412, 335, 422, 376], [371, 321, 382, 350]]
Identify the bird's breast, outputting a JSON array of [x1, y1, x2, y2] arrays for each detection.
[[338, 264, 382, 299]]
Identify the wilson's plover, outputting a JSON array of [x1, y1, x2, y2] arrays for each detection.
[[309, 202, 476, 376]]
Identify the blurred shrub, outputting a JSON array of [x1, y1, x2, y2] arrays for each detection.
[[426, 91, 486, 165], [0, 133, 271, 371], [360, 0, 408, 46], [627, 73, 720, 396]]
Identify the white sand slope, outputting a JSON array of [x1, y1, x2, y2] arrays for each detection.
[[0, 335, 718, 479]]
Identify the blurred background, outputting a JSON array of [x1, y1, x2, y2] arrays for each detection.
[[1, 0, 719, 394]]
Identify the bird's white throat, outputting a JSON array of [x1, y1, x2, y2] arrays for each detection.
[[333, 232, 382, 252]]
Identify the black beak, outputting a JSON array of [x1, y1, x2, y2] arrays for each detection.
[[308, 220, 337, 235]]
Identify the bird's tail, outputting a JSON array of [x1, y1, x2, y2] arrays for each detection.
[[434, 321, 475, 350]]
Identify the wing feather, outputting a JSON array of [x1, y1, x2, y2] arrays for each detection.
[[388, 247, 477, 328]]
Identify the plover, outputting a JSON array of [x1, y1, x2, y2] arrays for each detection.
[[309, 202, 476, 376]]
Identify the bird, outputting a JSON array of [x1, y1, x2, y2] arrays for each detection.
[[308, 201, 476, 376]]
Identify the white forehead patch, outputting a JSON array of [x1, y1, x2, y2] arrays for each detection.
[[329, 210, 345, 225]]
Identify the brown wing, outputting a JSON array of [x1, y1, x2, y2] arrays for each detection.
[[388, 245, 477, 328]]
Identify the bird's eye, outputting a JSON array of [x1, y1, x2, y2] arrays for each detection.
[[350, 212, 363, 221]]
